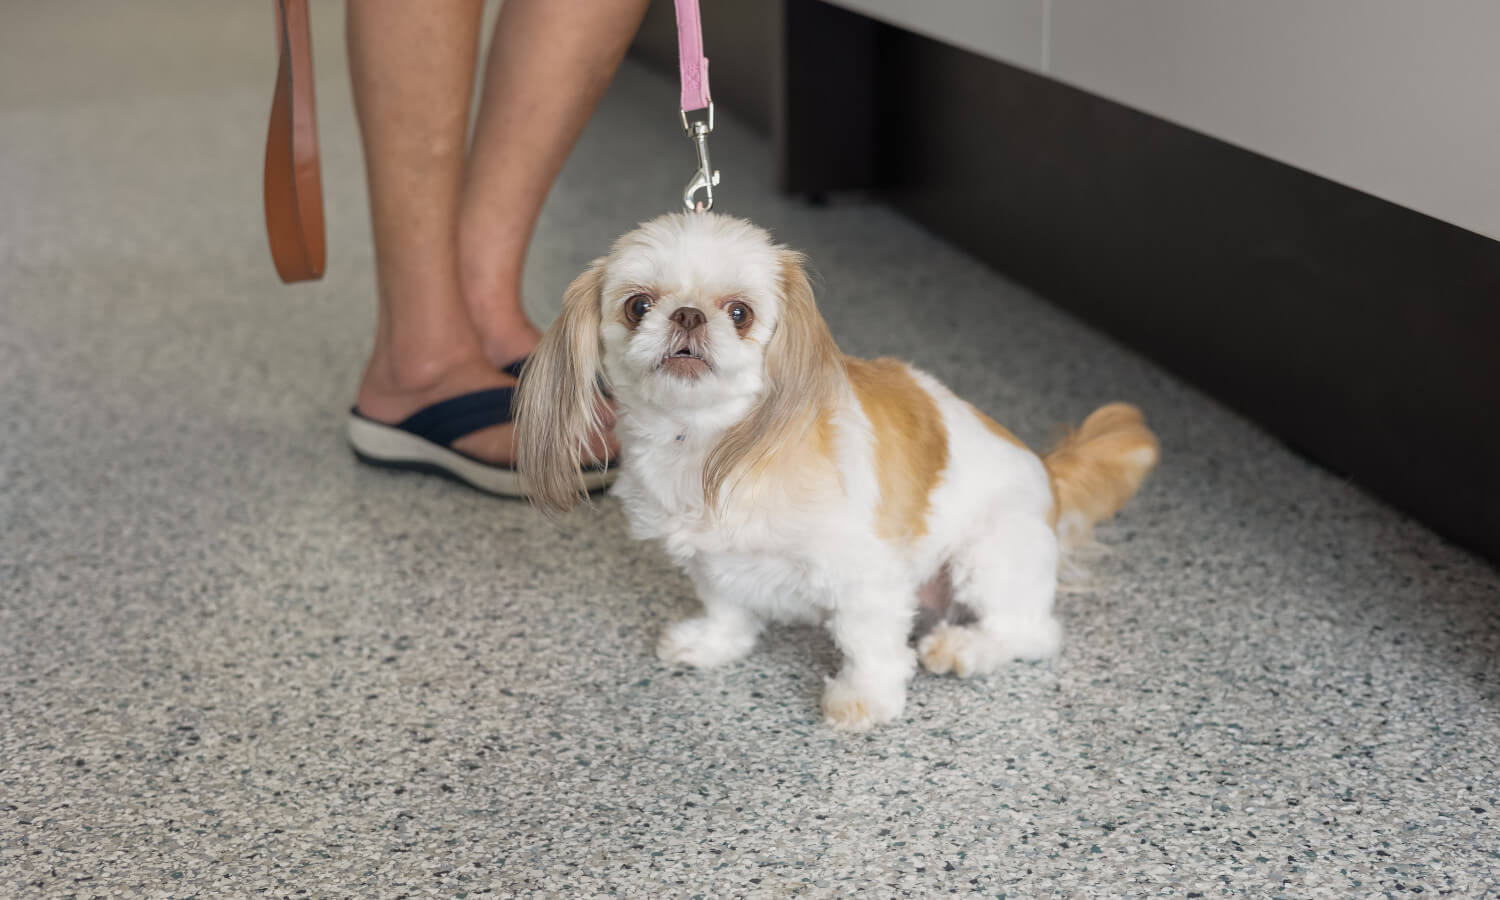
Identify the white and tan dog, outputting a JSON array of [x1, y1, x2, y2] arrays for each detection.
[[516, 213, 1157, 731]]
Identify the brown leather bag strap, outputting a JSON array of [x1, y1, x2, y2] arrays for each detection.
[[263, 0, 326, 283]]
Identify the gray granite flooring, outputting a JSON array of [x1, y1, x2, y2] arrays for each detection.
[[3, 3, 1498, 897]]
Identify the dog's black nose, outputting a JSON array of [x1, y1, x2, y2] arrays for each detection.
[[669, 306, 706, 332]]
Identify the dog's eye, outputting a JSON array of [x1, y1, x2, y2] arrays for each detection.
[[726, 301, 753, 331], [624, 293, 653, 324]]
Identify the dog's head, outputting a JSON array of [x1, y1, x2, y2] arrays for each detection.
[[516, 213, 842, 513]]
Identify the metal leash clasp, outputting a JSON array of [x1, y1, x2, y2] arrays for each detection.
[[681, 102, 719, 211]]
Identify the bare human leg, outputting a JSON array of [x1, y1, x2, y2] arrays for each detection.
[[347, 0, 520, 463], [348, 0, 643, 466], [458, 0, 652, 369]]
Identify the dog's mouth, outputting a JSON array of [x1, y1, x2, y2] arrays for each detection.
[[659, 342, 710, 379]]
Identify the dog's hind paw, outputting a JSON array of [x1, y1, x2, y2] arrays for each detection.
[[918, 618, 1061, 677]]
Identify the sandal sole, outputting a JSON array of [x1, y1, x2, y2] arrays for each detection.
[[347, 414, 615, 499]]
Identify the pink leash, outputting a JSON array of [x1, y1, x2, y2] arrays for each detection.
[[675, 0, 719, 210]]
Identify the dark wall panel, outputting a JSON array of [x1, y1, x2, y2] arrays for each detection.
[[870, 27, 1500, 560]]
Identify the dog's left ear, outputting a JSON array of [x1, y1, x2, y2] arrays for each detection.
[[515, 259, 607, 514], [704, 250, 844, 510]]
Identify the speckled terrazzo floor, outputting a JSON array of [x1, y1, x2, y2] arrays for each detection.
[[3, 3, 1499, 898]]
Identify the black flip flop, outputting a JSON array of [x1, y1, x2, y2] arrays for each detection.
[[346, 385, 614, 498]]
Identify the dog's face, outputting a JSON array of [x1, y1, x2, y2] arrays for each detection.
[[597, 214, 786, 414], [515, 213, 843, 513]]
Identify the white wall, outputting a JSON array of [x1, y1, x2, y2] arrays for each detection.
[[826, 0, 1500, 241]]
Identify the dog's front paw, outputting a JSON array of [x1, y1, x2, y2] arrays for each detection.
[[821, 676, 906, 732], [656, 616, 757, 669]]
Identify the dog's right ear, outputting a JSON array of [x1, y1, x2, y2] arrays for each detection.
[[703, 250, 843, 512], [515, 259, 607, 514]]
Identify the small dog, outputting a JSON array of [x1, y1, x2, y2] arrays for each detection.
[[516, 213, 1158, 731]]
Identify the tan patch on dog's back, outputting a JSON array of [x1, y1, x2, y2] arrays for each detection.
[[747, 406, 841, 500], [847, 358, 948, 542]]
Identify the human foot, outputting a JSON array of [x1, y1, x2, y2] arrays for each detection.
[[355, 352, 614, 467]]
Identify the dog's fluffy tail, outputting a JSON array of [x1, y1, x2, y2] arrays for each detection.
[[1044, 403, 1159, 549]]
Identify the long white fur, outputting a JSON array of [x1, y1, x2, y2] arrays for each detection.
[[532, 214, 1067, 731]]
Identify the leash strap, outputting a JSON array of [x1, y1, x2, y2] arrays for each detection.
[[675, 0, 720, 210], [264, 0, 712, 274], [264, 0, 326, 283], [674, 0, 711, 113]]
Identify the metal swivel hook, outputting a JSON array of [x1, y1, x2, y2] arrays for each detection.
[[681, 103, 720, 211]]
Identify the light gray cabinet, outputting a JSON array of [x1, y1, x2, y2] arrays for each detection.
[[825, 0, 1500, 240]]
